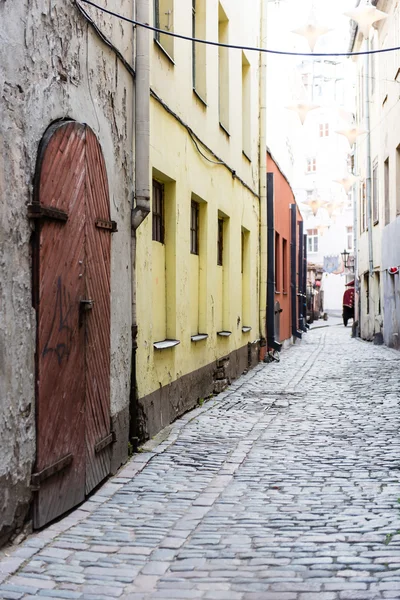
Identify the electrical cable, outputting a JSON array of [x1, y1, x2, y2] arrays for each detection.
[[80, 0, 400, 58], [75, 0, 135, 79], [150, 89, 259, 199]]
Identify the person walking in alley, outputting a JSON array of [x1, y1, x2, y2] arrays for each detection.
[[342, 280, 355, 327]]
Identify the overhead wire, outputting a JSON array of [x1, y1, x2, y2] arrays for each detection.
[[80, 0, 400, 58]]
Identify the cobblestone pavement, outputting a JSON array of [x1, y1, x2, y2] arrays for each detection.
[[1, 326, 400, 600]]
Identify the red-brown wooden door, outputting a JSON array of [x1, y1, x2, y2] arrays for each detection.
[[31, 121, 112, 529]]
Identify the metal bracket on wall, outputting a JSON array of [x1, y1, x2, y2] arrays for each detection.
[[27, 204, 69, 222], [95, 218, 118, 232]]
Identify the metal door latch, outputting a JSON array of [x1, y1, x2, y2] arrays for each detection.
[[80, 299, 93, 311]]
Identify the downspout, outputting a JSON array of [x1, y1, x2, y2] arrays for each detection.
[[291, 204, 302, 340], [259, 0, 268, 346], [365, 37, 373, 277], [266, 173, 282, 353], [130, 0, 150, 445]]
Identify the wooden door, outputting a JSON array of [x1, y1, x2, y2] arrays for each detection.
[[31, 121, 112, 528]]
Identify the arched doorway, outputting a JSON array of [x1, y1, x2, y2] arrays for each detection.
[[29, 121, 115, 528]]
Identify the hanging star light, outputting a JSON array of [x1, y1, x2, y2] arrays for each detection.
[[344, 0, 388, 39], [292, 22, 332, 52], [286, 102, 319, 125], [334, 174, 359, 193], [303, 195, 324, 216], [335, 126, 367, 147]]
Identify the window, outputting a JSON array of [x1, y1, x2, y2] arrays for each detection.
[[307, 158, 317, 173], [218, 3, 229, 133], [307, 229, 318, 253], [384, 158, 390, 225], [372, 161, 379, 224], [360, 180, 367, 233], [396, 145, 400, 215], [242, 53, 251, 158], [192, 0, 206, 100], [152, 180, 164, 243], [282, 238, 288, 293], [154, 0, 174, 59], [217, 218, 224, 266], [346, 226, 353, 251], [275, 232, 280, 292], [319, 123, 329, 137], [190, 201, 199, 255]]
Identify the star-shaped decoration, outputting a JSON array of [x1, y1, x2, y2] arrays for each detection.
[[292, 23, 332, 52], [286, 103, 320, 125], [344, 1, 388, 39], [335, 126, 367, 147]]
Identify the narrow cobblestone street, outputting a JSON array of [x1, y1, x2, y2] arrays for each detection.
[[1, 325, 400, 600]]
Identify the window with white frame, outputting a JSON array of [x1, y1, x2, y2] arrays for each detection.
[[306, 158, 317, 173], [319, 123, 329, 137], [346, 226, 353, 251], [307, 229, 318, 253]]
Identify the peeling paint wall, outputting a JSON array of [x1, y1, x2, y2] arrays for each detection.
[[0, 0, 134, 544]]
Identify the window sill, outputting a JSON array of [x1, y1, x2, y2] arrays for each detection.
[[153, 339, 180, 350], [154, 39, 175, 65], [219, 122, 230, 138], [191, 333, 208, 342], [242, 150, 251, 163], [193, 88, 207, 108], [275, 291, 281, 295], [217, 330, 232, 337], [242, 326, 252, 333]]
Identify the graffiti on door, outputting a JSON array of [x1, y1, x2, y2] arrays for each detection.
[[42, 275, 73, 365]]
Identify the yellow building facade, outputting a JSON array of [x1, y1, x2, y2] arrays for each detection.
[[136, 0, 264, 438]]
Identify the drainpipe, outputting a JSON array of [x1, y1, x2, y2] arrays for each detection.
[[130, 0, 150, 445], [259, 0, 268, 346], [365, 37, 373, 277]]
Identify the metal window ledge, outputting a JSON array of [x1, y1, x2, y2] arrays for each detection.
[[191, 334, 208, 342], [242, 326, 252, 333], [153, 339, 180, 350], [217, 331, 232, 337]]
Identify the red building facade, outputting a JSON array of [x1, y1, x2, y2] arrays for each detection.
[[267, 153, 306, 348]]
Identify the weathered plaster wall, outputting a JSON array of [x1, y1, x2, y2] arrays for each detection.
[[0, 0, 134, 544]]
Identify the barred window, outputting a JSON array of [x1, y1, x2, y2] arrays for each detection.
[[152, 180, 164, 243], [217, 218, 224, 266], [190, 201, 199, 255]]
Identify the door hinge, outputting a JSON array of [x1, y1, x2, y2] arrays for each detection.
[[28, 204, 69, 222], [31, 453, 73, 491], [94, 431, 116, 454], [95, 218, 118, 232]]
